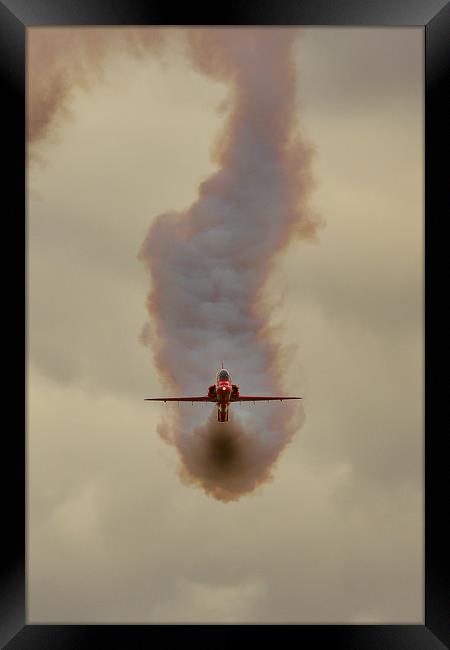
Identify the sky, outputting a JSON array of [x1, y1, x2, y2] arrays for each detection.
[[27, 27, 423, 623]]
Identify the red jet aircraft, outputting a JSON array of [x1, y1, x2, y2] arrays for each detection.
[[145, 364, 302, 422]]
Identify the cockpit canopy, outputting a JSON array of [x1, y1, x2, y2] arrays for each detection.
[[217, 369, 231, 382]]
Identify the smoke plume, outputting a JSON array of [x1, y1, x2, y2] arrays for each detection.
[[139, 29, 321, 501], [27, 27, 321, 501]]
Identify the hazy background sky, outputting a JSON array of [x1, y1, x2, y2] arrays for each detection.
[[27, 27, 423, 623]]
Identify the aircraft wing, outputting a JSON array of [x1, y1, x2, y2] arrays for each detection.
[[233, 396, 302, 402], [145, 396, 213, 403]]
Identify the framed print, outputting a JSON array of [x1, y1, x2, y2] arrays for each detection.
[[1, 0, 449, 647]]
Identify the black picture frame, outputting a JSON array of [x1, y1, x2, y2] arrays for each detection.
[[1, 0, 448, 647]]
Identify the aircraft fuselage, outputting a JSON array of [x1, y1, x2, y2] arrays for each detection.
[[209, 369, 237, 421]]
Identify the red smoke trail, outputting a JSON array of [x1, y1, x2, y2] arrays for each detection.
[[139, 29, 321, 501], [27, 27, 166, 147]]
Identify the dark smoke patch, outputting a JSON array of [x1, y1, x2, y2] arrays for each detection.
[[177, 413, 276, 502]]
